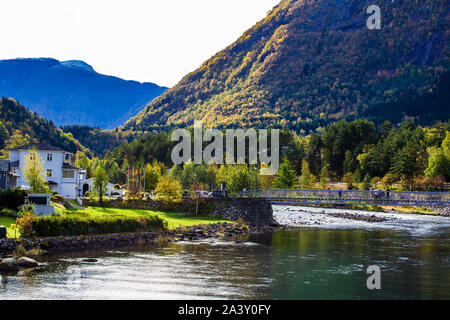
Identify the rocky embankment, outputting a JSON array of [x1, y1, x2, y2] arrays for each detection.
[[0, 256, 39, 272], [0, 222, 279, 262], [324, 211, 390, 223], [431, 206, 450, 217], [166, 222, 281, 242]]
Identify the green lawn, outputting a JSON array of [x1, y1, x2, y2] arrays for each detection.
[[0, 216, 18, 238], [61, 206, 230, 229]]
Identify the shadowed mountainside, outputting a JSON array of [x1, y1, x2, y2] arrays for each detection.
[[0, 58, 167, 129]]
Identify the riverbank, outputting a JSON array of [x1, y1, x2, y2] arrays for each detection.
[[2, 217, 448, 299], [280, 203, 449, 217], [0, 222, 280, 261]]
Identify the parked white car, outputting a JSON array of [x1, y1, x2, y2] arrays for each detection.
[[196, 190, 211, 198]]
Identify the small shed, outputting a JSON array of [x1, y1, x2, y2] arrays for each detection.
[[27, 194, 54, 216]]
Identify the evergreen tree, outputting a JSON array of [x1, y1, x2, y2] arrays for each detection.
[[274, 158, 297, 189], [343, 150, 356, 174], [391, 142, 423, 187], [362, 173, 372, 190], [319, 165, 331, 189]]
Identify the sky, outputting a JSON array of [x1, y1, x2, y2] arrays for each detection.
[[0, 0, 280, 87]]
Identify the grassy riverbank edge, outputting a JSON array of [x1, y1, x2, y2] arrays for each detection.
[[1, 204, 233, 239]]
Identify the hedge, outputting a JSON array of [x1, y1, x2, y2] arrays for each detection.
[[31, 214, 168, 237], [0, 188, 27, 210]]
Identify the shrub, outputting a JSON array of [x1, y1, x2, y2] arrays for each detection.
[[16, 211, 35, 238], [18, 202, 35, 218], [31, 214, 168, 237], [381, 173, 397, 190], [0, 188, 27, 210], [0, 208, 18, 218], [52, 210, 62, 217], [371, 177, 381, 186], [13, 245, 27, 258], [51, 193, 65, 204]]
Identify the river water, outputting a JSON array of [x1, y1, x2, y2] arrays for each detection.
[[1, 206, 449, 300]]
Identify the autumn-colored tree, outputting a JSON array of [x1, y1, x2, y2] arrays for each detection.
[[23, 149, 50, 194], [381, 173, 396, 190], [155, 176, 182, 209], [343, 172, 354, 190], [299, 160, 311, 189], [145, 163, 161, 192], [1, 130, 31, 159], [93, 166, 108, 206]]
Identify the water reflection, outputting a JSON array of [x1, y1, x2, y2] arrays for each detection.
[[1, 207, 449, 300]]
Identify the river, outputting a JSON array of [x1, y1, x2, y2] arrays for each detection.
[[1, 206, 449, 300]]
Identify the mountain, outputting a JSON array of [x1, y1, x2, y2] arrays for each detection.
[[124, 0, 449, 132], [0, 58, 167, 129], [0, 97, 92, 156], [61, 125, 141, 157]]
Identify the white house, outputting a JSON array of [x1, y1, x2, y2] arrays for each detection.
[[79, 178, 120, 197], [9, 141, 80, 198]]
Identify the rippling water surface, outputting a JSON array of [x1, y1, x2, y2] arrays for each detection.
[[1, 206, 449, 300]]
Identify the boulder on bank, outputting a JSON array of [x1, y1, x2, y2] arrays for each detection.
[[0, 258, 19, 272], [16, 257, 39, 268]]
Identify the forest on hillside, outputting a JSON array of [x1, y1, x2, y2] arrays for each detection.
[[124, 0, 449, 132], [61, 125, 142, 157], [0, 97, 92, 158], [77, 119, 450, 193]]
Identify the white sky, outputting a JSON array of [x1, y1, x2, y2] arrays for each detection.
[[0, 0, 279, 87]]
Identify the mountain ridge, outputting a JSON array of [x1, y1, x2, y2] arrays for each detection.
[[124, 0, 449, 132], [0, 58, 168, 129]]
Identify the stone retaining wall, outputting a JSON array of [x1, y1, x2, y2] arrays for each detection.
[[0, 222, 259, 258], [81, 197, 275, 225], [0, 233, 160, 257]]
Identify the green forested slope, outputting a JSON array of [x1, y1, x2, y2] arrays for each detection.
[[0, 97, 92, 156], [124, 0, 449, 132]]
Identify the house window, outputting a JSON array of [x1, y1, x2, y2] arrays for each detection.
[[47, 169, 52, 177], [29, 153, 35, 161], [63, 170, 75, 178], [47, 153, 53, 162], [65, 153, 70, 163]]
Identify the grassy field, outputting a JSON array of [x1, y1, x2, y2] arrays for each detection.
[[0, 216, 18, 238], [55, 205, 230, 229]]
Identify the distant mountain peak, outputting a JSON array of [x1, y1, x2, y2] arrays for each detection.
[[0, 57, 167, 129], [60, 60, 95, 73]]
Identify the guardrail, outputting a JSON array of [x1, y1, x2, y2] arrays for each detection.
[[236, 189, 450, 207]]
